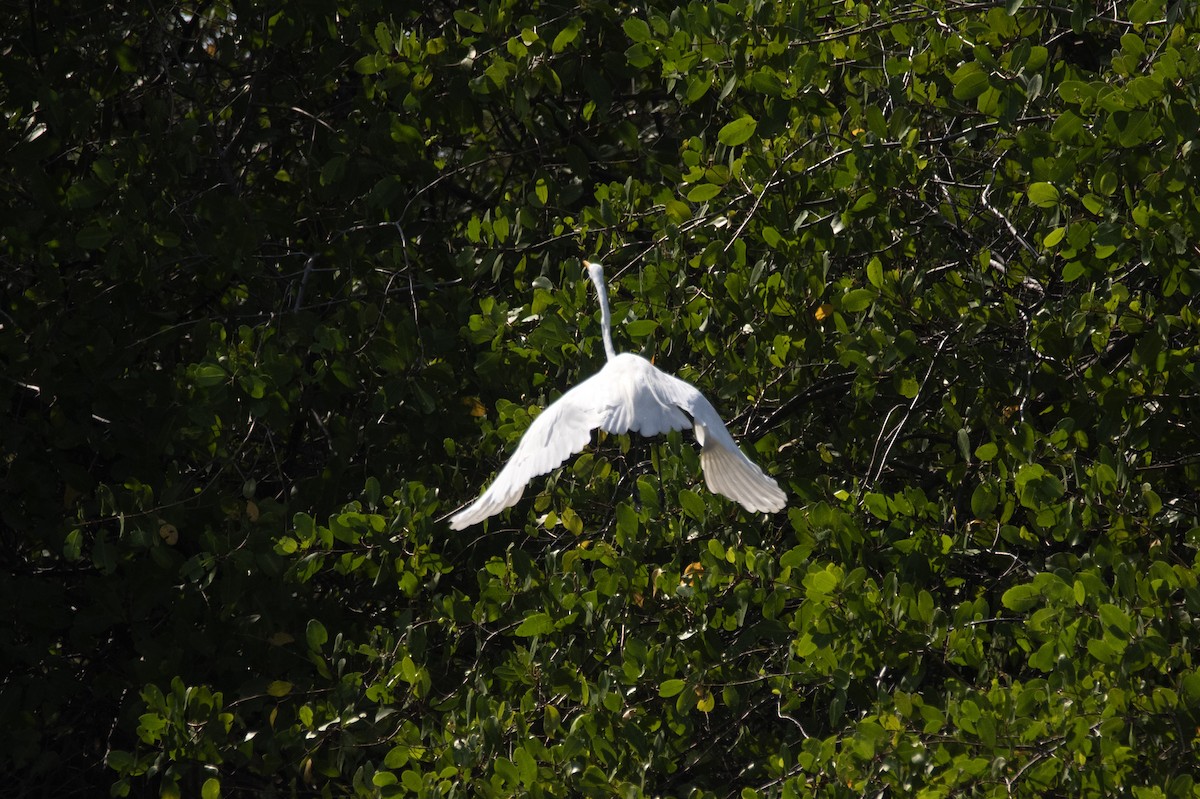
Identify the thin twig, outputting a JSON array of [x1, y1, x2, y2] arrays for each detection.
[[867, 328, 957, 486]]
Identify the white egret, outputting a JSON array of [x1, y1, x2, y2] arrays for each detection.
[[449, 261, 786, 530]]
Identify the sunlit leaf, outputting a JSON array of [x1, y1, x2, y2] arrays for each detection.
[[718, 116, 758, 146]]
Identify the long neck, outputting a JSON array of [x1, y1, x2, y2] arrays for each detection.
[[588, 264, 617, 361]]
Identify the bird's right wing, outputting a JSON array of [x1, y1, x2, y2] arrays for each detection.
[[658, 372, 787, 514], [448, 372, 614, 530]]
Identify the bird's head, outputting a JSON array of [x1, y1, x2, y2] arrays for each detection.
[[583, 259, 603, 279]]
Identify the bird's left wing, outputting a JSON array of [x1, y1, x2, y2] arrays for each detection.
[[449, 371, 614, 530], [657, 371, 787, 514]]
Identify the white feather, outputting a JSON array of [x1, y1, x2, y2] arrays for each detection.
[[449, 262, 785, 530]]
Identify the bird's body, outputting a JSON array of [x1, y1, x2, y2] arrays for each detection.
[[449, 262, 785, 530]]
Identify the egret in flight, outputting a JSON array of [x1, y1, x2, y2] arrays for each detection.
[[449, 261, 786, 530]]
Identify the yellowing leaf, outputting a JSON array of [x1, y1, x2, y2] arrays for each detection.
[[815, 303, 834, 321], [462, 396, 488, 417]]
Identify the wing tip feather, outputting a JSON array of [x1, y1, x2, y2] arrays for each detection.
[[700, 442, 787, 514]]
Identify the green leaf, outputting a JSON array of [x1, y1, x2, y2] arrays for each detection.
[[1182, 671, 1200, 703], [267, 680, 293, 697], [679, 489, 705, 521], [201, 779, 221, 799], [1027, 182, 1060, 207], [952, 69, 990, 100], [515, 612, 555, 637], [192, 364, 226, 387], [625, 319, 659, 338], [842, 288, 875, 312], [974, 442, 998, 461], [306, 619, 328, 651], [1058, 80, 1095, 104], [866, 257, 884, 289], [864, 492, 889, 520], [970, 482, 998, 517], [1117, 109, 1155, 147], [384, 745, 411, 769], [686, 184, 721, 203], [615, 502, 638, 540], [453, 9, 485, 32], [1042, 227, 1066, 248], [851, 191, 877, 213], [1092, 462, 1117, 494], [1127, 0, 1163, 23], [684, 73, 711, 104], [1051, 110, 1088, 143], [761, 225, 785, 249], [1062, 261, 1087, 282], [107, 749, 135, 774], [1001, 584, 1040, 612], [65, 178, 105, 210], [665, 198, 691, 221], [659, 679, 686, 697], [401, 770, 423, 792], [1098, 604, 1132, 638], [718, 116, 758, 146], [353, 54, 387, 75], [374, 23, 392, 52], [623, 17, 651, 42], [75, 223, 112, 250], [625, 43, 653, 69], [1015, 463, 1064, 509], [1087, 637, 1120, 664], [514, 745, 538, 784], [804, 568, 840, 597], [552, 20, 582, 52]]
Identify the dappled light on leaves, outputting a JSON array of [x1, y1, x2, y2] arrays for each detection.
[[4, 1, 1200, 797], [449, 261, 786, 529]]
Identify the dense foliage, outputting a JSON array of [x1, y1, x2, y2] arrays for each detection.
[[4, 0, 1200, 796]]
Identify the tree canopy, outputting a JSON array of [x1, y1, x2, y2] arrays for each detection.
[[3, 0, 1200, 796]]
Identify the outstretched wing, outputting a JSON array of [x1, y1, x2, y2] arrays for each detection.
[[449, 371, 615, 530], [655, 370, 787, 514], [449, 354, 784, 529]]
